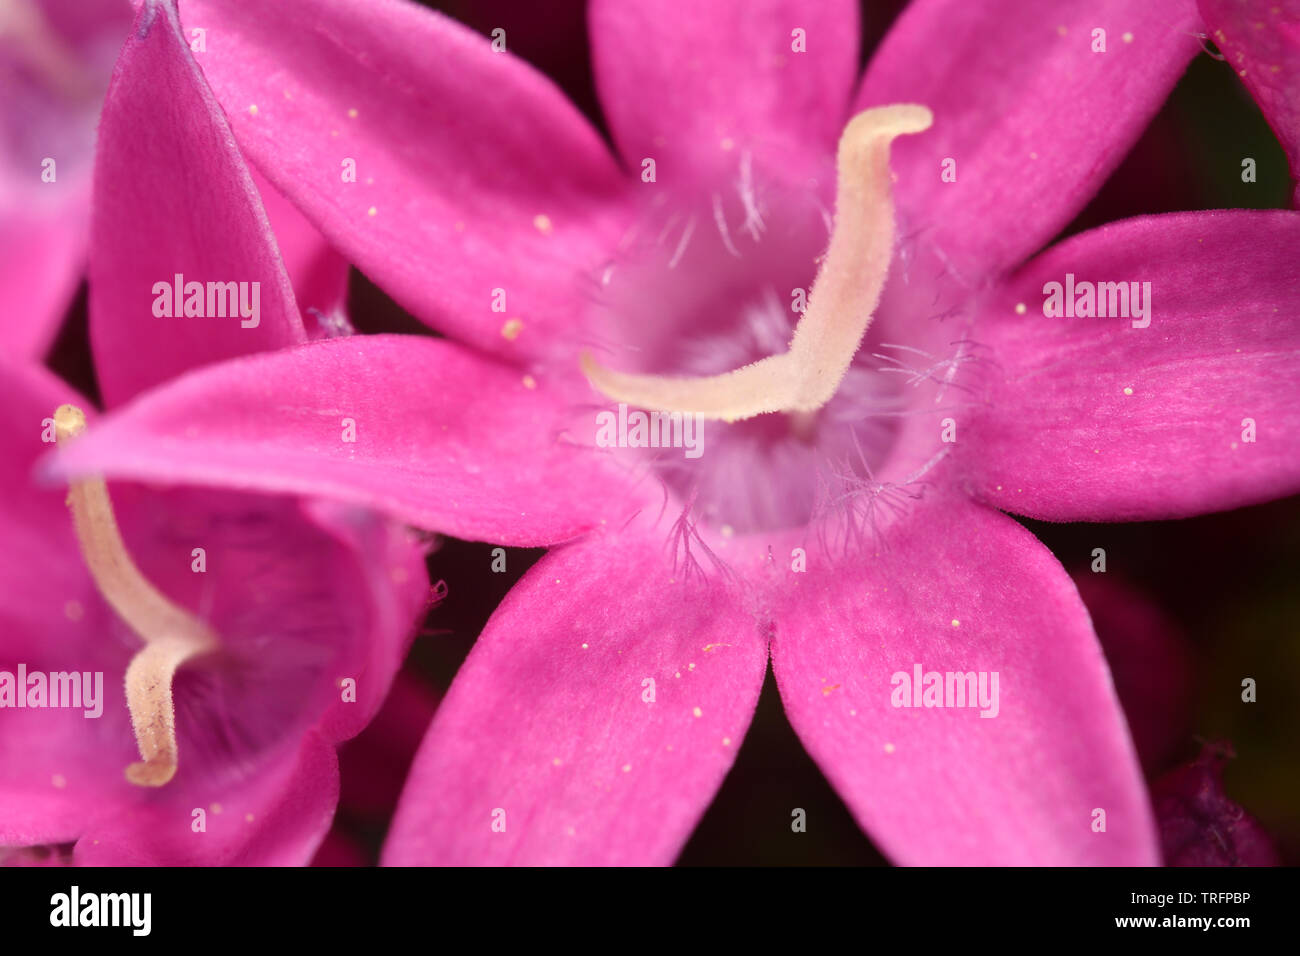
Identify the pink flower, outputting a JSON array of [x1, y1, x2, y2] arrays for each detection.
[[0, 0, 130, 358], [52, 0, 1300, 865], [1, 0, 430, 865]]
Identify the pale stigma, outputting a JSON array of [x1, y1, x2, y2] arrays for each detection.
[[54, 405, 217, 787], [581, 104, 933, 423]]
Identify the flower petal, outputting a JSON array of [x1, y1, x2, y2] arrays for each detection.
[[382, 513, 768, 865], [72, 731, 341, 865], [965, 210, 1300, 521], [89, 0, 305, 407], [1200, 0, 1300, 205], [178, 0, 630, 362], [44, 335, 635, 546], [771, 494, 1158, 865], [588, 0, 859, 183], [856, 0, 1201, 281], [0, 361, 124, 844], [0, 0, 130, 358], [0, 206, 85, 359], [249, 165, 350, 340], [1073, 572, 1192, 774]]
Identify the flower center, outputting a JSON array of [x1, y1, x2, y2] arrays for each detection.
[[582, 104, 933, 421], [53, 405, 218, 787], [579, 105, 936, 534]]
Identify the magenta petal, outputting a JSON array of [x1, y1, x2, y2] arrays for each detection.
[[856, 0, 1201, 281], [0, 361, 119, 844], [588, 0, 859, 183], [72, 732, 340, 866], [0, 361, 93, 657], [771, 494, 1157, 865], [0, 0, 130, 358], [89, 0, 305, 407], [1073, 572, 1192, 774], [966, 210, 1300, 521], [1200, 0, 1300, 204], [0, 206, 85, 359], [45, 335, 635, 546], [178, 0, 631, 362], [382, 515, 768, 865], [249, 165, 350, 339]]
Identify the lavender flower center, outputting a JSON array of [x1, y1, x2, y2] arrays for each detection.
[[582, 106, 934, 533]]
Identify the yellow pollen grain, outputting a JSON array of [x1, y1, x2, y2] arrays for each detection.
[[245, 813, 255, 822], [348, 107, 358, 118], [722, 737, 732, 746], [1014, 302, 1027, 315], [63, 599, 83, 621], [501, 317, 524, 340], [553, 758, 562, 766], [951, 619, 960, 627], [720, 137, 735, 151], [693, 707, 703, 718], [720, 524, 734, 538], [580, 642, 588, 649], [52, 774, 67, 789], [1123, 386, 1134, 396], [688, 662, 695, 671], [533, 214, 553, 235], [822, 683, 840, 696], [675, 671, 681, 679], [367, 206, 377, 217], [522, 375, 537, 390], [884, 742, 896, 754], [248, 104, 258, 116], [1029, 151, 1039, 160], [1122, 32, 1134, 43], [622, 764, 631, 773], [211, 803, 223, 814]]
